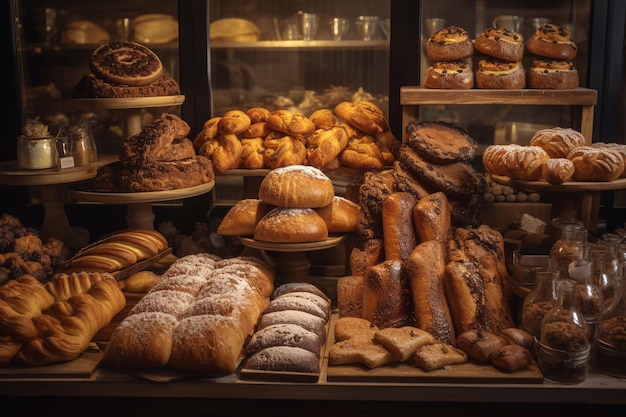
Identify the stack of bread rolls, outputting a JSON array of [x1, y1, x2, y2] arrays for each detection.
[[526, 23, 579, 89], [217, 165, 360, 243], [193, 101, 399, 173], [474, 27, 526, 89], [483, 126, 626, 183], [424, 26, 475, 89]]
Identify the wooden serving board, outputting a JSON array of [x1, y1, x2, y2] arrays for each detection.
[[324, 314, 544, 384], [0, 351, 103, 379]]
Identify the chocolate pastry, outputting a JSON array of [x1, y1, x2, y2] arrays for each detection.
[[406, 121, 478, 164]]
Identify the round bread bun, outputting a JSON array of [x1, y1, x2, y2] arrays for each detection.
[[334, 101, 389, 135], [592, 142, 626, 178], [90, 41, 164, 87], [217, 199, 274, 236], [528, 59, 579, 89], [62, 20, 110, 45], [426, 26, 473, 62], [423, 60, 474, 89], [474, 27, 524, 62], [526, 23, 577, 60], [314, 196, 360, 233], [258, 165, 335, 208], [529, 127, 585, 158], [254, 207, 328, 243], [567, 146, 624, 182], [475, 59, 525, 89], [218, 110, 251, 135], [132, 14, 179, 44]]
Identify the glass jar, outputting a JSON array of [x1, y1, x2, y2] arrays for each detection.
[[16, 136, 58, 169], [549, 218, 587, 281], [69, 127, 98, 166], [521, 268, 557, 340], [538, 279, 590, 384]]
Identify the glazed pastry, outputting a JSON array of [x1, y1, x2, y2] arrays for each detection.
[[426, 26, 473, 62], [423, 60, 474, 89], [475, 59, 525, 89], [526, 23, 577, 60], [528, 58, 579, 89], [474, 27, 524, 62]]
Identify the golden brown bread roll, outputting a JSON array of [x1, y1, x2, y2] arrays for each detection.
[[592, 142, 626, 177], [239, 137, 266, 169], [258, 165, 334, 208], [254, 207, 328, 243], [309, 108, 338, 130], [339, 135, 386, 169], [243, 122, 272, 139], [491, 344, 533, 372], [507, 145, 551, 180], [542, 158, 575, 184], [306, 126, 349, 169], [409, 342, 467, 371], [45, 271, 109, 301], [456, 329, 507, 364], [217, 199, 274, 236], [193, 117, 221, 150], [122, 270, 161, 293], [361, 259, 414, 329], [262, 132, 307, 169], [266, 109, 316, 140], [382, 192, 417, 263], [218, 109, 251, 135], [315, 196, 360, 234], [406, 241, 456, 344], [443, 261, 484, 334], [412, 191, 452, 244], [246, 107, 271, 124], [426, 26, 473, 62], [211, 134, 243, 173], [526, 23, 577, 60], [334, 101, 389, 135]]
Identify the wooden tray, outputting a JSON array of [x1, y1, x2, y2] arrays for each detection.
[[0, 350, 103, 379], [70, 180, 215, 204], [324, 315, 544, 384], [490, 175, 626, 192], [238, 235, 348, 253], [73, 95, 185, 110]]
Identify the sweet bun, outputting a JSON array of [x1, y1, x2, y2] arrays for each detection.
[[526, 23, 577, 60], [475, 59, 525, 89], [217, 199, 274, 236], [246, 107, 271, 124], [218, 110, 251, 135], [474, 27, 524, 62], [528, 59, 579, 89], [423, 61, 474, 89], [266, 110, 316, 140], [262, 132, 307, 169], [530, 127, 585, 158], [542, 158, 575, 184], [567, 146, 624, 182], [306, 126, 349, 169], [592, 142, 626, 177], [426, 26, 473, 62], [309, 109, 338, 130], [253, 207, 328, 243], [334, 101, 389, 135], [258, 165, 335, 208]]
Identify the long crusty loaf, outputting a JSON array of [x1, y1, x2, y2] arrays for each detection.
[[382, 192, 417, 262]]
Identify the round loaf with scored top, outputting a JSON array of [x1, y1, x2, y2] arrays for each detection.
[[253, 207, 328, 243], [567, 146, 624, 182], [258, 165, 334, 208], [530, 127, 585, 158]]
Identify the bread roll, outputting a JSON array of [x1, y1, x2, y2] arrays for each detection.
[[528, 59, 579, 89], [239, 137, 266, 169], [426, 26, 473, 62], [258, 165, 334, 208], [507, 145, 551, 180], [262, 133, 307, 169], [474, 27, 524, 62], [336, 275, 364, 318], [246, 107, 271, 124], [123, 270, 161, 293], [475, 59, 525, 89], [526, 23, 577, 60], [266, 109, 316, 140], [349, 238, 384, 276], [407, 241, 455, 344], [530, 127, 585, 158], [382, 192, 417, 262], [362, 260, 414, 329], [491, 344, 533, 372], [456, 329, 507, 364], [254, 207, 328, 243], [306, 126, 349, 169], [217, 199, 274, 236], [218, 110, 251, 135], [424, 60, 474, 89], [542, 158, 575, 184], [334, 101, 389, 135], [315, 196, 360, 233]]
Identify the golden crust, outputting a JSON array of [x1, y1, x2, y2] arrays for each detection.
[[528, 59, 579, 89], [476, 59, 525, 89], [426, 26, 473, 62], [423, 61, 474, 89], [526, 24, 577, 60], [474, 27, 524, 62]]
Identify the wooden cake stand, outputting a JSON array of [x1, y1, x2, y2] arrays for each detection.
[[74, 96, 185, 138], [238, 235, 349, 286], [71, 181, 215, 230], [0, 161, 104, 250], [491, 175, 626, 235]]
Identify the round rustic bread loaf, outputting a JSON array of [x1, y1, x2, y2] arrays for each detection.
[[258, 165, 334, 208], [253, 207, 328, 243]]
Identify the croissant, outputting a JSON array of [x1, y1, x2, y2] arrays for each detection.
[[263, 133, 307, 169], [266, 109, 316, 140], [218, 110, 251, 135], [240, 137, 266, 169], [193, 117, 221, 150], [338, 135, 385, 169], [306, 126, 349, 169], [309, 109, 338, 130]]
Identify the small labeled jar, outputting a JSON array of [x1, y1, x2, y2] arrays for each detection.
[[16, 136, 58, 169], [69, 126, 97, 166]]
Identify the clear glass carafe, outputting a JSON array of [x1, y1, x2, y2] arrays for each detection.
[[592, 271, 626, 377], [538, 279, 590, 384], [521, 268, 557, 340], [549, 218, 587, 281]]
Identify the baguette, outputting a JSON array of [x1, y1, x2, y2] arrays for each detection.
[[412, 191, 452, 244], [406, 241, 456, 345], [382, 192, 417, 262]]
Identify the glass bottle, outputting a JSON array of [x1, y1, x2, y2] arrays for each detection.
[[549, 218, 587, 281], [538, 279, 590, 384], [521, 268, 557, 340], [593, 272, 626, 378], [69, 126, 98, 166]]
